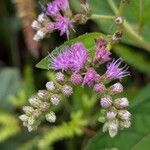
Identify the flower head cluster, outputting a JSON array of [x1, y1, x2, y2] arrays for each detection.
[[51, 42, 88, 72], [20, 38, 131, 137], [99, 83, 131, 137], [31, 0, 74, 40]]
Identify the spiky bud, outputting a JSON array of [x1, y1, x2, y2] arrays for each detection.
[[120, 120, 131, 129], [71, 73, 83, 85], [46, 112, 56, 123], [108, 120, 118, 138], [114, 98, 129, 108], [61, 85, 73, 96], [28, 97, 41, 107], [46, 81, 56, 92], [55, 72, 65, 82], [118, 110, 131, 120], [37, 90, 49, 99], [19, 114, 28, 122], [23, 106, 34, 114], [50, 95, 60, 105], [106, 109, 117, 120], [40, 102, 50, 111], [28, 116, 35, 125], [109, 82, 123, 94], [93, 83, 105, 93], [100, 95, 112, 108]]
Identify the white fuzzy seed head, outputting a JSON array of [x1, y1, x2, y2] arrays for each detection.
[[100, 95, 112, 108], [36, 30, 45, 39], [46, 81, 56, 91], [46, 112, 56, 123]]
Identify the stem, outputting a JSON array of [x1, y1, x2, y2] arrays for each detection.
[[107, 0, 150, 52], [90, 14, 115, 20], [118, 0, 126, 16]]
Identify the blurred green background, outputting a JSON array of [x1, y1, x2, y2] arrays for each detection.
[[0, 0, 150, 150]]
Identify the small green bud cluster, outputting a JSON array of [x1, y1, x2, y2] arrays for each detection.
[[99, 82, 131, 138]]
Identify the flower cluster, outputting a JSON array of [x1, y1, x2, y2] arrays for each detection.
[[99, 84, 131, 137], [20, 38, 131, 137], [31, 0, 90, 41]]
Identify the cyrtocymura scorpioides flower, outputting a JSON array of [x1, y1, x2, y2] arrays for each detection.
[[19, 38, 131, 137]]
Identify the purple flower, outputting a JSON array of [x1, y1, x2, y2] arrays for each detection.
[[83, 68, 100, 86], [105, 58, 130, 80], [69, 43, 88, 72], [51, 47, 71, 71], [71, 73, 83, 85], [94, 38, 111, 64], [55, 0, 69, 11], [54, 15, 74, 38], [46, 1, 60, 17], [51, 43, 88, 72]]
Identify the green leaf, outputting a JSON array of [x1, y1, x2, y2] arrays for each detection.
[[36, 32, 105, 70], [86, 84, 150, 150], [113, 44, 150, 75]]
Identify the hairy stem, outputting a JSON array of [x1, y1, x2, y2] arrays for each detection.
[[90, 14, 115, 20], [107, 0, 150, 52]]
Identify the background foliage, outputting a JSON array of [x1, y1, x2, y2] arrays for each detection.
[[0, 0, 150, 150]]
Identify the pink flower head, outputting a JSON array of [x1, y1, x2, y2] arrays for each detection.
[[94, 38, 111, 64], [46, 1, 60, 17], [105, 58, 130, 80], [54, 15, 74, 38], [69, 43, 88, 72], [55, 0, 69, 11], [83, 68, 100, 86], [51, 47, 71, 71]]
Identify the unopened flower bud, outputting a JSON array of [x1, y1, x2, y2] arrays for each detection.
[[98, 116, 106, 123], [32, 109, 41, 118], [102, 122, 108, 132], [37, 90, 49, 99], [118, 110, 131, 120], [109, 82, 123, 94], [55, 72, 65, 82], [46, 112, 56, 123], [23, 106, 34, 114], [114, 98, 129, 108], [33, 30, 45, 41], [27, 125, 34, 132], [100, 95, 112, 108], [31, 20, 41, 30], [19, 114, 28, 122], [108, 120, 118, 138], [61, 85, 73, 96], [50, 95, 60, 105], [106, 109, 117, 120], [93, 83, 105, 93], [120, 120, 131, 129], [40, 102, 50, 111], [29, 97, 41, 107], [115, 16, 124, 25], [28, 116, 35, 125], [46, 81, 56, 91], [71, 73, 83, 85]]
